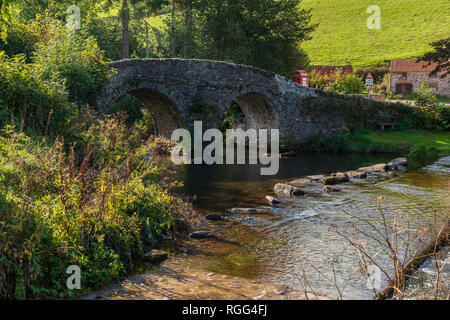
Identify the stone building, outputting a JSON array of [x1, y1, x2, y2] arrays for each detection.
[[390, 59, 449, 96]]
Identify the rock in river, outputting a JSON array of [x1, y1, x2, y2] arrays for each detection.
[[205, 214, 225, 221], [357, 163, 387, 173], [144, 249, 168, 264], [436, 156, 450, 166], [266, 195, 281, 205], [323, 185, 342, 193], [274, 183, 305, 197], [190, 231, 217, 239], [289, 178, 312, 188], [320, 172, 350, 185], [386, 157, 407, 171], [307, 175, 325, 181], [228, 207, 272, 214], [346, 170, 367, 179]]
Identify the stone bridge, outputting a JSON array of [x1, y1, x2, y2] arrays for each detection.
[[97, 59, 354, 143]]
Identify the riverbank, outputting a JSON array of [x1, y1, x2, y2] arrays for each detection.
[[0, 122, 197, 299], [302, 129, 450, 158]]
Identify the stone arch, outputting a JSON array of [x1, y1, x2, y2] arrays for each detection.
[[224, 92, 280, 131], [126, 88, 185, 138], [100, 83, 186, 138]]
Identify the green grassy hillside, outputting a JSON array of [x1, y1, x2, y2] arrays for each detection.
[[301, 0, 450, 67]]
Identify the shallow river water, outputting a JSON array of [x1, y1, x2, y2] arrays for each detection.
[[165, 153, 449, 299]]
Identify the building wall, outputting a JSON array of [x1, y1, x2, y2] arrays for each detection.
[[390, 71, 450, 96]]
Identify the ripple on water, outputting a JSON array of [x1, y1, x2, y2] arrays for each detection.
[[172, 155, 449, 299]]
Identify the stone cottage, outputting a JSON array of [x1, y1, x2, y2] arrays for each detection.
[[390, 59, 449, 96]]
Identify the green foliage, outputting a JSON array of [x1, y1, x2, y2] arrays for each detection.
[[0, 15, 116, 135], [308, 70, 329, 89], [0, 12, 53, 59], [33, 22, 115, 105], [0, 120, 194, 299], [84, 16, 156, 61], [325, 71, 365, 94], [309, 70, 366, 94], [221, 102, 246, 131], [411, 82, 448, 130], [170, 0, 315, 75], [355, 66, 390, 85], [419, 37, 450, 78], [0, 51, 69, 135], [415, 82, 438, 114], [371, 73, 392, 96], [303, 127, 450, 156]]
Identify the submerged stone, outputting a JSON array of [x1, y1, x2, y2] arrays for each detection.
[[274, 183, 305, 197], [205, 214, 225, 221], [228, 207, 272, 214], [190, 231, 217, 239], [320, 172, 349, 185], [386, 157, 408, 171], [289, 178, 312, 187], [347, 170, 367, 179], [266, 195, 281, 205], [323, 185, 342, 192], [357, 163, 387, 173], [144, 249, 168, 264]]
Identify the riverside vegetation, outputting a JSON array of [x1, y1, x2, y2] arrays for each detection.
[[0, 15, 196, 299]]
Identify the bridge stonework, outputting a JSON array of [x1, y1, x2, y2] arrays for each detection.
[[97, 59, 351, 143]]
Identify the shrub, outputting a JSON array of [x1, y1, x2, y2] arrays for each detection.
[[326, 71, 365, 94], [309, 70, 365, 94], [0, 12, 54, 60], [33, 22, 116, 106], [0, 51, 69, 135], [308, 70, 329, 89], [0, 122, 196, 299]]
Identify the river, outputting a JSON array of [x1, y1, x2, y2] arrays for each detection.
[[165, 153, 449, 299], [85, 153, 449, 300]]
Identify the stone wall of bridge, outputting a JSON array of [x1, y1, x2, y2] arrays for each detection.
[[97, 59, 409, 145]]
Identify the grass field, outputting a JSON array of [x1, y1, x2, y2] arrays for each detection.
[[301, 0, 450, 67], [366, 130, 450, 157]]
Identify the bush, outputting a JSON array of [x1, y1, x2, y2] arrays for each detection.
[[0, 122, 196, 299], [0, 51, 69, 135], [309, 70, 365, 94], [326, 71, 365, 94], [308, 70, 329, 89], [0, 12, 54, 60], [411, 82, 448, 130], [33, 22, 115, 106]]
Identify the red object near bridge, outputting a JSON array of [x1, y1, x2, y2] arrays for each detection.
[[292, 70, 309, 88]]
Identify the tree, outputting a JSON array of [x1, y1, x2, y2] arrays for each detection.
[[170, 0, 316, 75], [104, 0, 168, 59], [419, 37, 450, 78]]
